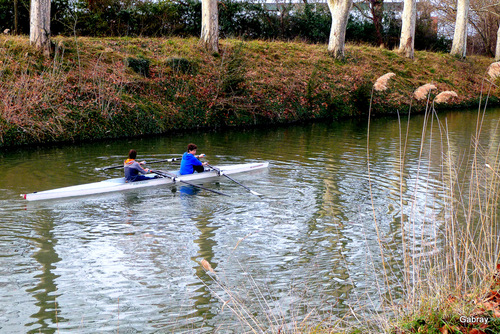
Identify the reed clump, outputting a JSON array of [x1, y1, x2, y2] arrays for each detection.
[[373, 72, 396, 92], [434, 90, 458, 104], [364, 62, 500, 334], [487, 61, 500, 79], [413, 83, 437, 101]]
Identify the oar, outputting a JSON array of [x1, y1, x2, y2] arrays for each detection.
[[207, 164, 263, 197], [95, 157, 182, 171], [150, 170, 230, 197]]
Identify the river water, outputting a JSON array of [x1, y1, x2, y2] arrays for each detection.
[[1, 108, 499, 333]]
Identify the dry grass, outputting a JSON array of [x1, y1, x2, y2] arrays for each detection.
[[373, 72, 396, 92], [364, 61, 500, 333], [197, 258, 359, 334], [414, 84, 437, 101], [434, 90, 458, 104], [0, 36, 498, 147]]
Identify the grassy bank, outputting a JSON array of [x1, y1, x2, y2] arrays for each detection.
[[0, 35, 498, 148]]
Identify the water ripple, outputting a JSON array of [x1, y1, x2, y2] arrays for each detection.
[[1, 110, 499, 331]]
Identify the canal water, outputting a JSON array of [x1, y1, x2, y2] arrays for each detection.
[[1, 108, 499, 333]]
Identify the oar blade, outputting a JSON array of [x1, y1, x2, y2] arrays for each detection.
[[250, 190, 263, 197], [95, 165, 121, 171]]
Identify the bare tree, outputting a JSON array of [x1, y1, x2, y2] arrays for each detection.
[[30, 0, 51, 56], [14, 0, 19, 35], [201, 0, 219, 53], [450, 0, 470, 57], [327, 0, 353, 59], [399, 0, 416, 58], [353, 0, 385, 47], [496, 24, 500, 60], [368, 0, 385, 46], [467, 0, 500, 57], [435, 0, 500, 57]]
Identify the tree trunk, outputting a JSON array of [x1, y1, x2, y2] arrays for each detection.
[[30, 0, 51, 56], [200, 0, 219, 53], [327, 0, 353, 59], [450, 0, 470, 58], [496, 23, 500, 61], [14, 0, 18, 35], [370, 0, 384, 47], [399, 0, 416, 58]]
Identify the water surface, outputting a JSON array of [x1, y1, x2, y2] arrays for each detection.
[[1, 108, 500, 333]]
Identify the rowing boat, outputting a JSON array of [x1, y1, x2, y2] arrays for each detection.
[[21, 161, 269, 201]]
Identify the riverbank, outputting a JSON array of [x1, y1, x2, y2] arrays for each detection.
[[0, 35, 498, 148]]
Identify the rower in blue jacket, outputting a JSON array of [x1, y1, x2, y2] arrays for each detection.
[[179, 143, 208, 175], [124, 149, 153, 182]]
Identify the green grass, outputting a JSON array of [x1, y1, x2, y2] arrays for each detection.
[[0, 35, 498, 147]]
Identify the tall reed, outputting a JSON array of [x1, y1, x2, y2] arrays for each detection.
[[367, 64, 500, 332]]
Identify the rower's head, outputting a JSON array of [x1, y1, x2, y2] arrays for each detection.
[[128, 149, 137, 159], [187, 143, 197, 154]]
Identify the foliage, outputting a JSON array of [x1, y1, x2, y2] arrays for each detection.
[[221, 43, 246, 95], [166, 57, 197, 74], [0, 0, 30, 34], [0, 0, 451, 52], [218, 0, 270, 39], [350, 81, 373, 115], [415, 10, 452, 53], [346, 15, 378, 45], [293, 4, 331, 43], [125, 57, 150, 77], [0, 36, 496, 148]]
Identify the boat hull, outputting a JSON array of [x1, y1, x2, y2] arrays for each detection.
[[22, 162, 269, 201]]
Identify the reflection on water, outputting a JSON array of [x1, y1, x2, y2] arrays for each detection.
[[1, 108, 500, 332]]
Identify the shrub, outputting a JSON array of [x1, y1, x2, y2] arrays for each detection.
[[166, 57, 197, 74], [125, 57, 150, 77], [221, 44, 246, 95]]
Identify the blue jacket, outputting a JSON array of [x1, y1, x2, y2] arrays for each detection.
[[179, 152, 202, 175]]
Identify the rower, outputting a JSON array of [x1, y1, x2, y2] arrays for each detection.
[[124, 149, 153, 182], [179, 143, 208, 175]]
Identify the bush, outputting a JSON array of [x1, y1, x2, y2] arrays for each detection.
[[166, 57, 198, 74], [125, 57, 150, 77], [293, 4, 330, 43], [221, 44, 246, 95], [10, 0, 453, 53]]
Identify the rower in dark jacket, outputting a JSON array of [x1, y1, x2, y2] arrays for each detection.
[[179, 143, 207, 175], [124, 149, 153, 182]]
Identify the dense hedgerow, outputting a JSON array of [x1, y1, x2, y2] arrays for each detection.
[[0, 0, 450, 52]]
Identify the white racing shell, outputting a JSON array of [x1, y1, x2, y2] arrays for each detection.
[[21, 162, 269, 201]]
